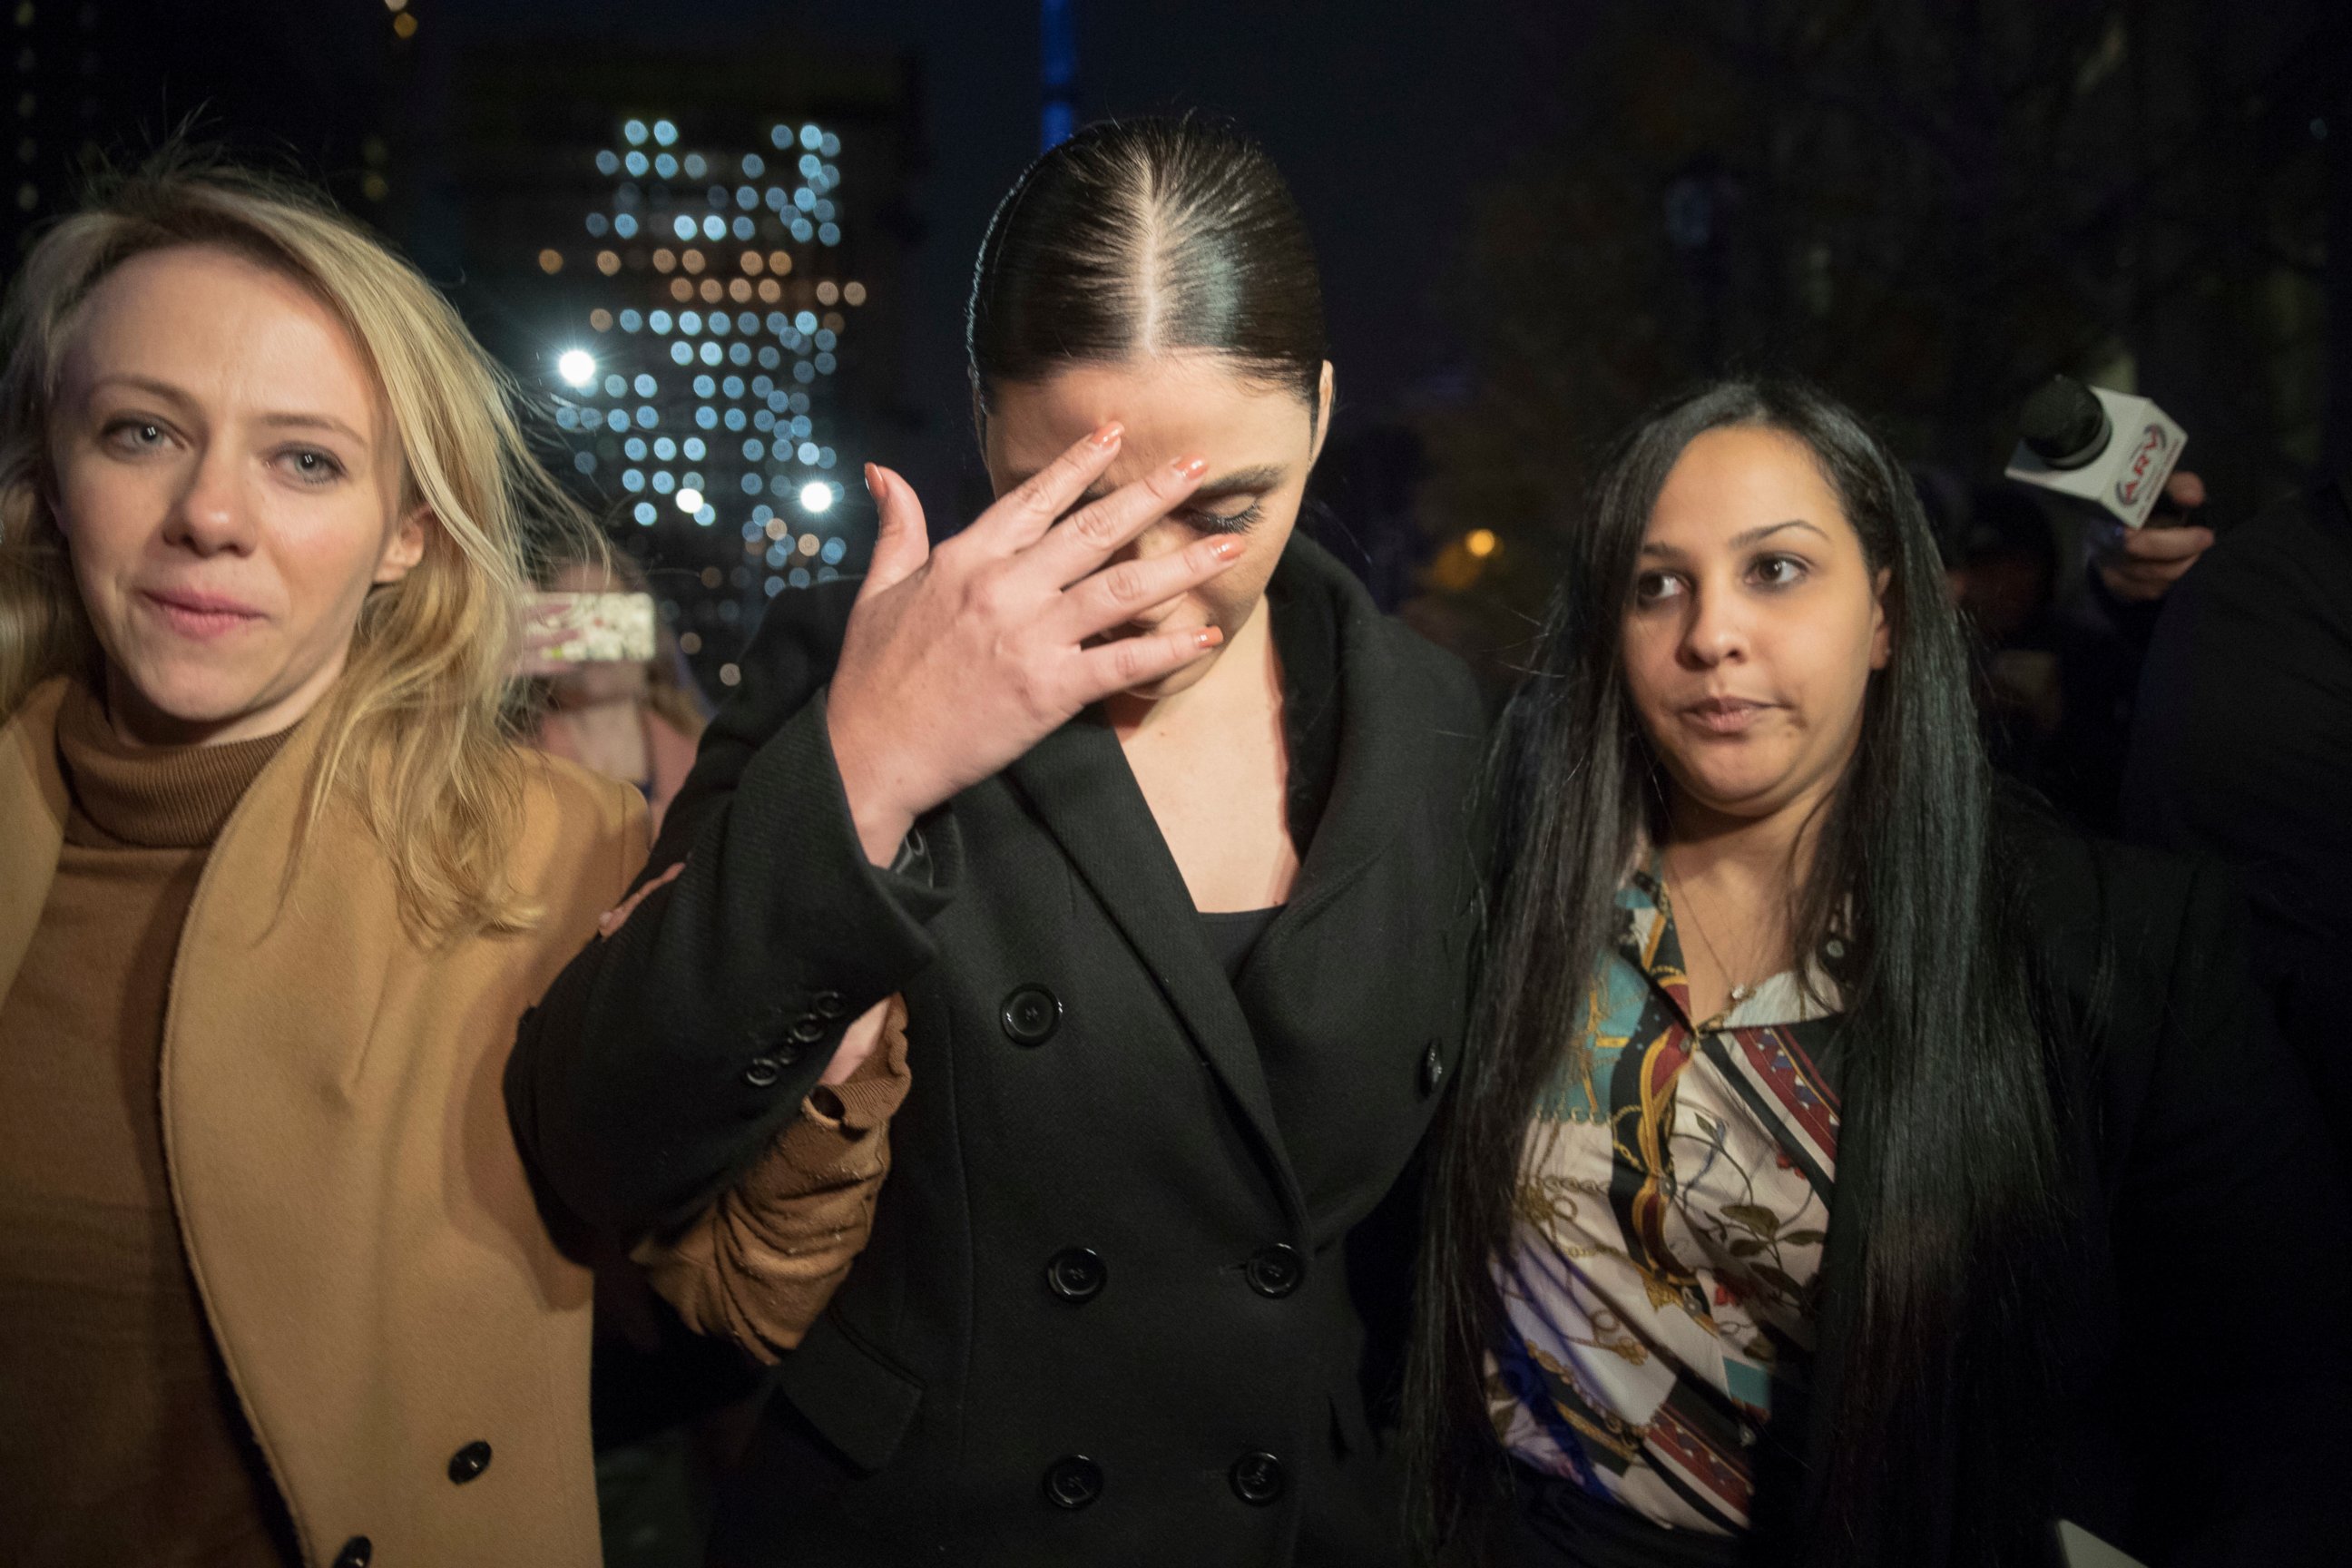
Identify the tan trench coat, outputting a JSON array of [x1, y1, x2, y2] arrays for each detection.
[[0, 678, 646, 1567]]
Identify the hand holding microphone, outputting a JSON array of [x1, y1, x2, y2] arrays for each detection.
[[2093, 470, 2213, 602], [2006, 374, 2215, 603]]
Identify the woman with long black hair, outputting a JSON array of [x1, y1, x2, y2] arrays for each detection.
[[507, 118, 1485, 1565], [1409, 378, 2351, 1567]]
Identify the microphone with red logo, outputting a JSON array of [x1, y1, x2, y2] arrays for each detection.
[[2003, 375, 2189, 529]]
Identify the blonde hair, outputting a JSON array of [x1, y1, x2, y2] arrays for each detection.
[[0, 152, 606, 937]]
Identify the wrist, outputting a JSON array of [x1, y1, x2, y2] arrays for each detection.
[[826, 698, 921, 867]]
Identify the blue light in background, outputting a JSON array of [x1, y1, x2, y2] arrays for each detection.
[[1042, 0, 1078, 149]]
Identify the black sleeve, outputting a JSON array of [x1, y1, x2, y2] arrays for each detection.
[[506, 581, 963, 1240], [2106, 858, 2352, 1567], [2121, 497, 2352, 1165]]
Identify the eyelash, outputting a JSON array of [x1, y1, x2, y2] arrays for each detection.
[[1183, 501, 1264, 535]]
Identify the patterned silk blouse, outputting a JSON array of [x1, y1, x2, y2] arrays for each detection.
[[1490, 859, 1845, 1537]]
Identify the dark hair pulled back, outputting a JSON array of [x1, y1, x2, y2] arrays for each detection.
[[967, 116, 1326, 418]]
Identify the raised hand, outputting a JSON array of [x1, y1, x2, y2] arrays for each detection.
[[825, 424, 1241, 863]]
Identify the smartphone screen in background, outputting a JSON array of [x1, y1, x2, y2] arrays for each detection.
[[521, 591, 657, 673]]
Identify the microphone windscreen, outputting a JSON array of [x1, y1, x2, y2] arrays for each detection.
[[2020, 376, 2111, 470]]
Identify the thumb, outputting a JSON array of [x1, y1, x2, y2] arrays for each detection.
[[858, 463, 930, 602]]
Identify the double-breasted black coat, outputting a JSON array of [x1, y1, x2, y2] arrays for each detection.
[[507, 534, 1489, 1566]]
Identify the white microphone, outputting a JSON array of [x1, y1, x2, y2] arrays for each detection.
[[2003, 375, 2188, 529]]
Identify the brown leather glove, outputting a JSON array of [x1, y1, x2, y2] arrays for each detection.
[[634, 995, 910, 1360]]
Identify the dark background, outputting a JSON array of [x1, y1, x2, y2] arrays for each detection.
[[11, 0, 2347, 686]]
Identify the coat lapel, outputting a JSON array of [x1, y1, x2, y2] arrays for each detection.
[[0, 680, 71, 998], [1269, 544, 1433, 912], [1005, 718, 1308, 1227], [162, 710, 401, 1103]]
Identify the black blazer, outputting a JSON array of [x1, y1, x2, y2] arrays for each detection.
[[507, 535, 1488, 1566], [1795, 830, 2352, 1567]]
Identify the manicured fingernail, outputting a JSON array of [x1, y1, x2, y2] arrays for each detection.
[[1210, 536, 1246, 561], [1091, 423, 1124, 448], [863, 463, 880, 496], [1194, 627, 1224, 649], [1173, 456, 1207, 480]]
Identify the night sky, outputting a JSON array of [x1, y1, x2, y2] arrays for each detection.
[[70, 0, 2344, 628], [452, 0, 1560, 483]]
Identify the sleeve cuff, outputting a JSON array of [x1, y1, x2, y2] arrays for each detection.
[[800, 997, 913, 1137], [713, 694, 960, 1071]]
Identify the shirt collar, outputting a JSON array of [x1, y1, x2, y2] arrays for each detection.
[[1616, 849, 1843, 1030]]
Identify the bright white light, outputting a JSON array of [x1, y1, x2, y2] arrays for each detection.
[[556, 349, 596, 387], [675, 486, 704, 513], [799, 481, 834, 514]]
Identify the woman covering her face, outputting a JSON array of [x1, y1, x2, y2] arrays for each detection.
[[507, 118, 1488, 1565], [1410, 379, 2352, 1567], [0, 162, 647, 1565]]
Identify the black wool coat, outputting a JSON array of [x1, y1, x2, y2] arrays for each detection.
[[507, 535, 1489, 1567]]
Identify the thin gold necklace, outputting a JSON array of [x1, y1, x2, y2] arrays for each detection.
[[1665, 865, 1767, 1008]]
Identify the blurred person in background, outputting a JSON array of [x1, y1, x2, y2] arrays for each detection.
[[2124, 476, 2352, 1170], [524, 545, 904, 1568], [1916, 466, 2209, 832], [0, 158, 644, 1565], [525, 550, 708, 838]]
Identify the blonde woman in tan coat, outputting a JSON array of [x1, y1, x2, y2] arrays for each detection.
[[0, 162, 650, 1567]]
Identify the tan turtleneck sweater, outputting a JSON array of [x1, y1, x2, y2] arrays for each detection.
[[0, 684, 299, 1568]]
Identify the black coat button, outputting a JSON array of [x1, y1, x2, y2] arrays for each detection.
[[1043, 1455, 1103, 1509], [743, 1054, 783, 1088], [1045, 1247, 1106, 1302], [331, 1538, 372, 1568], [811, 990, 848, 1020], [1244, 1244, 1303, 1298], [1000, 985, 1062, 1046], [1421, 1040, 1446, 1096], [788, 1014, 828, 1045], [447, 1439, 492, 1483], [1230, 1450, 1286, 1505]]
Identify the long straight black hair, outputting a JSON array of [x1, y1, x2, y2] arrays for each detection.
[[1408, 377, 2081, 1567]]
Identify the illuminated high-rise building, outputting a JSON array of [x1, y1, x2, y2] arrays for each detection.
[[549, 113, 866, 598], [428, 28, 917, 689]]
